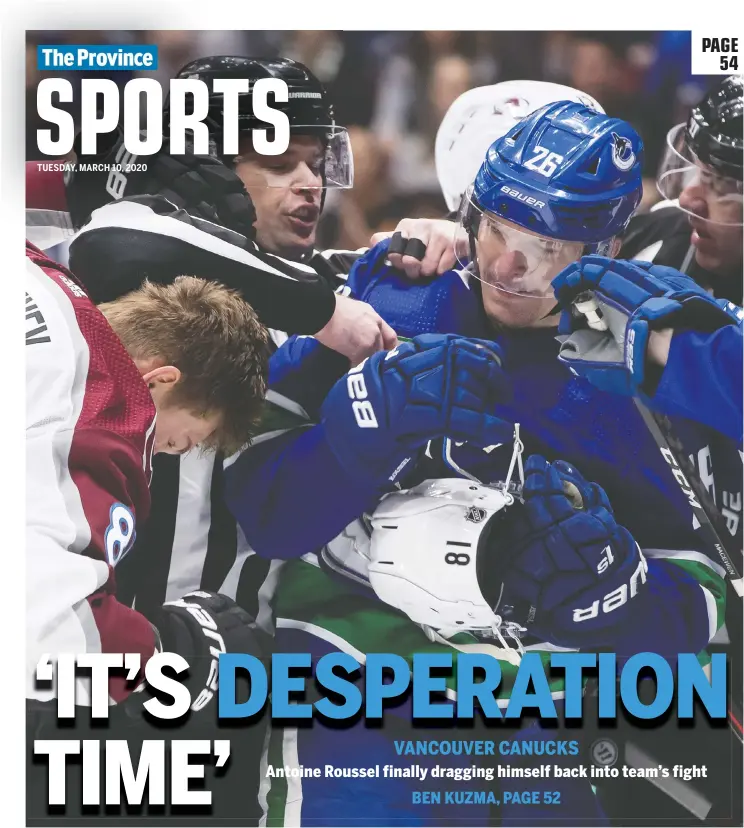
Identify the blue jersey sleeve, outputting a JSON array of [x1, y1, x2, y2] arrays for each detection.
[[223, 333, 385, 559], [343, 238, 393, 301], [603, 553, 726, 663], [346, 239, 488, 340], [650, 326, 743, 442], [224, 424, 394, 559], [269, 335, 350, 419]]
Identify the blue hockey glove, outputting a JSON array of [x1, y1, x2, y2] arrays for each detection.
[[551, 255, 742, 397], [321, 333, 514, 483], [495, 455, 648, 649]]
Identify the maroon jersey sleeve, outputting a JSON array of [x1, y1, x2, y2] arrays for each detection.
[[26, 242, 158, 703]]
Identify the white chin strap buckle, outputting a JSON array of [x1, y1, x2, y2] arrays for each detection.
[[499, 423, 525, 504]]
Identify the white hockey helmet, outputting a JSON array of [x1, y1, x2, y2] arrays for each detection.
[[435, 80, 605, 212], [367, 478, 514, 637]]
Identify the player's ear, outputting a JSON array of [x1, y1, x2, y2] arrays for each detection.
[[609, 236, 622, 259], [141, 365, 181, 389]]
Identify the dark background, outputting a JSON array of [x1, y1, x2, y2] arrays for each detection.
[[26, 30, 719, 248]]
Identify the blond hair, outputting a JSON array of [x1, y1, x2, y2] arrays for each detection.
[[100, 276, 270, 454]]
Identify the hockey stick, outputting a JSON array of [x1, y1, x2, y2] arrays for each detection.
[[632, 402, 744, 595], [633, 402, 743, 745], [573, 294, 743, 744], [572, 293, 744, 591]]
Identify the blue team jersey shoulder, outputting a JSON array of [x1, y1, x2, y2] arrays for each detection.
[[347, 239, 488, 339]]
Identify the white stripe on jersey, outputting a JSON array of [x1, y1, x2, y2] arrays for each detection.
[[26, 259, 105, 700], [164, 450, 218, 602], [74, 199, 316, 281]]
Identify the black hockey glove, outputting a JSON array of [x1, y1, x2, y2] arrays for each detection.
[[121, 591, 271, 724], [66, 129, 257, 241]]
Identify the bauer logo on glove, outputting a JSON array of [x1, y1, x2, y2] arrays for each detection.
[[366, 455, 650, 654]]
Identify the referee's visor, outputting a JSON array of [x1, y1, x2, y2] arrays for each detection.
[[657, 123, 743, 227]]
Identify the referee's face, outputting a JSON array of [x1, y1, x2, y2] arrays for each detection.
[[678, 167, 743, 273], [234, 135, 324, 261]]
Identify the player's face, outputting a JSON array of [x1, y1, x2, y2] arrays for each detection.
[[475, 215, 582, 328], [234, 135, 324, 259], [678, 169, 743, 272], [141, 365, 221, 454], [152, 405, 221, 455]]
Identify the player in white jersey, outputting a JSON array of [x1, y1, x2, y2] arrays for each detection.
[[26, 240, 273, 818]]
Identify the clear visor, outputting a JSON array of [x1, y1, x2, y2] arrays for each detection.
[[233, 125, 353, 190], [656, 123, 743, 227], [26, 209, 75, 251], [456, 188, 585, 299]]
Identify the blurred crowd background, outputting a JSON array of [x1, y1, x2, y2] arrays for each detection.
[[27, 30, 718, 250]]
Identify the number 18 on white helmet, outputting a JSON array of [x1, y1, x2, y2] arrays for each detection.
[[367, 478, 517, 640]]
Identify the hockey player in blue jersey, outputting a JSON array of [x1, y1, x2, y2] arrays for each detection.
[[226, 103, 735, 825], [229, 101, 741, 560]]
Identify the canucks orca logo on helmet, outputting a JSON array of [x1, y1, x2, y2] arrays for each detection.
[[611, 133, 636, 171]]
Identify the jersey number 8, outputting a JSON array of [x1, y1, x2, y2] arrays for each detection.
[[445, 551, 471, 565], [347, 364, 379, 428]]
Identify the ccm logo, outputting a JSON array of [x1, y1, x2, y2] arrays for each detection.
[[625, 328, 635, 374], [573, 552, 648, 623], [500, 185, 546, 209], [347, 362, 379, 428]]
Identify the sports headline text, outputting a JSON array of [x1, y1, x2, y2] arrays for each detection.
[[36, 78, 291, 156]]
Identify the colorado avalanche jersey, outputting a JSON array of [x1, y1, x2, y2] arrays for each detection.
[[26, 242, 157, 704]]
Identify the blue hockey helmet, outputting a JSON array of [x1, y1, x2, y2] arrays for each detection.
[[458, 101, 643, 298]]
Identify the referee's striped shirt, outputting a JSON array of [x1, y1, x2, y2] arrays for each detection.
[[116, 247, 364, 621]]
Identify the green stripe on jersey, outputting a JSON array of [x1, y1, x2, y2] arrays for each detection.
[[666, 558, 727, 633], [264, 726, 288, 826], [275, 559, 565, 700], [256, 399, 310, 436]]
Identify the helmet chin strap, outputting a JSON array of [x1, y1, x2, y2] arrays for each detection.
[[500, 423, 525, 504], [418, 425, 527, 659], [422, 621, 525, 664]]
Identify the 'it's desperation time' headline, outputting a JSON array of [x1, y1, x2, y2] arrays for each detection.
[[32, 649, 728, 804]]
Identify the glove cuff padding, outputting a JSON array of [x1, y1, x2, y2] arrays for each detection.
[[67, 131, 258, 240], [145, 592, 271, 713]]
